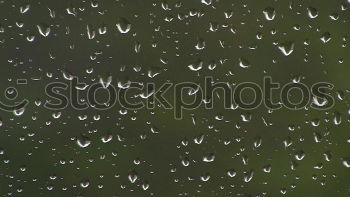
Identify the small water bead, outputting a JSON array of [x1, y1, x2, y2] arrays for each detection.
[[195, 38, 206, 50], [341, 158, 350, 168], [80, 179, 90, 188], [142, 182, 150, 190], [26, 35, 35, 42], [91, 0, 99, 8], [224, 10, 233, 19], [86, 25, 96, 40], [200, 173, 210, 182], [313, 132, 322, 142], [253, 137, 262, 148], [333, 112, 342, 125], [181, 138, 189, 146], [20, 4, 30, 14], [99, 75, 112, 88], [52, 112, 62, 119], [128, 171, 138, 183], [242, 155, 249, 165], [76, 136, 91, 148], [16, 21, 24, 28], [263, 7, 276, 21], [98, 25, 107, 35], [194, 134, 204, 144], [321, 32, 332, 43], [278, 41, 295, 56], [293, 24, 301, 31], [307, 7, 318, 19], [324, 152, 332, 162], [244, 170, 254, 182], [66, 6, 77, 16], [181, 157, 190, 167], [13, 108, 25, 116], [202, 153, 215, 162], [294, 151, 305, 161], [329, 13, 339, 20], [312, 96, 329, 107], [188, 60, 203, 71], [227, 169, 236, 177], [263, 165, 271, 173], [37, 24, 51, 37], [336, 90, 345, 101], [201, 0, 212, 6], [238, 57, 251, 68], [241, 113, 252, 122], [101, 135, 113, 143], [280, 188, 287, 195], [314, 163, 323, 169], [116, 18, 132, 34]]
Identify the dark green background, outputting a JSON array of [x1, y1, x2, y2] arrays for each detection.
[[0, 0, 350, 196]]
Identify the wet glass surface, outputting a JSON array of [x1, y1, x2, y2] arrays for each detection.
[[0, 0, 350, 196]]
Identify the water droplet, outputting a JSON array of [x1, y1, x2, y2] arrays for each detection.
[[278, 41, 295, 56], [307, 7, 318, 19], [263, 7, 276, 21], [37, 24, 51, 37], [116, 18, 131, 34]]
